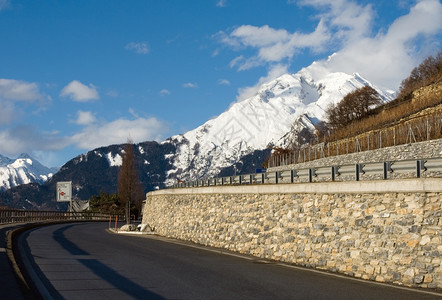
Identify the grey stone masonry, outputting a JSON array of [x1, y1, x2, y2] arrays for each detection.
[[143, 179, 442, 290]]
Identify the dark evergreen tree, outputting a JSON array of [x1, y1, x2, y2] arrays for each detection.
[[118, 141, 143, 224]]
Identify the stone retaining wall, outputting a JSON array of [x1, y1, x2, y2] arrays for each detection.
[[142, 179, 441, 289]]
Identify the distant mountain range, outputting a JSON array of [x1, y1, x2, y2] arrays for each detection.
[[0, 60, 393, 210], [0, 153, 57, 192]]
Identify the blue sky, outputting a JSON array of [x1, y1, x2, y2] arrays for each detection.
[[0, 0, 441, 167]]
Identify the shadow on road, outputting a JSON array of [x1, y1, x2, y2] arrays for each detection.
[[53, 225, 88, 256], [29, 223, 165, 299], [79, 258, 164, 299]]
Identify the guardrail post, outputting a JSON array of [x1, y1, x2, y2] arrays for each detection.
[[416, 160, 426, 178], [416, 160, 421, 178], [383, 162, 391, 180], [355, 164, 360, 181], [331, 166, 336, 181], [290, 170, 295, 183], [239, 175, 242, 185], [250, 174, 253, 184], [261, 173, 265, 184], [308, 168, 315, 183], [275, 171, 279, 184]]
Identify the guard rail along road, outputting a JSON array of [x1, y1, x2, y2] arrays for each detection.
[[0, 210, 117, 224], [169, 157, 442, 188]]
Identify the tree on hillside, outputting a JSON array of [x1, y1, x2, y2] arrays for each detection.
[[326, 86, 382, 131], [118, 140, 143, 224], [89, 191, 123, 215], [397, 52, 442, 101]]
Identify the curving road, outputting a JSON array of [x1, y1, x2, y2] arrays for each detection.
[[19, 222, 440, 299]]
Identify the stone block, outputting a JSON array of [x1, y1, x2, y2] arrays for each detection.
[[420, 235, 431, 246], [423, 274, 433, 283], [414, 275, 424, 284], [375, 275, 386, 282], [119, 224, 137, 231], [407, 239, 419, 247]]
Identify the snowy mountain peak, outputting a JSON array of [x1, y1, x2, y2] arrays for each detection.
[[0, 154, 55, 191], [0, 154, 13, 167], [165, 60, 393, 185]]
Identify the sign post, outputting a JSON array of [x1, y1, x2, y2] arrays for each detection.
[[56, 181, 72, 215]]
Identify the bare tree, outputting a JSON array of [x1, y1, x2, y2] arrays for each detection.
[[397, 52, 442, 102], [118, 140, 143, 224], [326, 86, 382, 131]]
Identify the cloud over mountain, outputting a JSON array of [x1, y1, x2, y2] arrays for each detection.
[[69, 117, 169, 149], [217, 0, 442, 91]]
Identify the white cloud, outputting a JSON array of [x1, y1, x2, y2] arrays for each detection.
[[106, 90, 119, 97], [73, 110, 97, 125], [322, 0, 442, 89], [0, 79, 44, 125], [229, 55, 244, 68], [159, 89, 171, 96], [125, 42, 149, 54], [60, 80, 99, 102], [297, 0, 374, 43], [216, 0, 227, 8], [218, 0, 442, 92], [182, 82, 198, 88], [69, 117, 169, 149], [218, 79, 231, 85], [0, 116, 169, 165], [216, 21, 329, 70], [0, 79, 42, 101], [0, 125, 68, 157], [0, 0, 10, 11], [0, 101, 16, 125], [128, 108, 139, 118]]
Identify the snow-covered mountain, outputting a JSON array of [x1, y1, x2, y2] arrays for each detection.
[[0, 153, 56, 191], [0, 60, 397, 209], [164, 61, 393, 185]]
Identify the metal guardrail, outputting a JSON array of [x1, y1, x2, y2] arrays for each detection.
[[169, 157, 442, 189], [0, 210, 120, 225]]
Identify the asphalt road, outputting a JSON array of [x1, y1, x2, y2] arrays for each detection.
[[19, 222, 441, 300]]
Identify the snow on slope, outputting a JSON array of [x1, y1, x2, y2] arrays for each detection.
[[164, 60, 393, 185], [0, 153, 55, 191]]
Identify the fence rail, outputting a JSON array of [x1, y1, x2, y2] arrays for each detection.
[[268, 115, 442, 168], [0, 210, 120, 225], [169, 157, 442, 189]]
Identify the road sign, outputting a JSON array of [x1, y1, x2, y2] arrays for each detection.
[[57, 181, 72, 202]]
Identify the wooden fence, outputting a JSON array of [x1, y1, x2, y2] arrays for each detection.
[[268, 114, 442, 168]]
